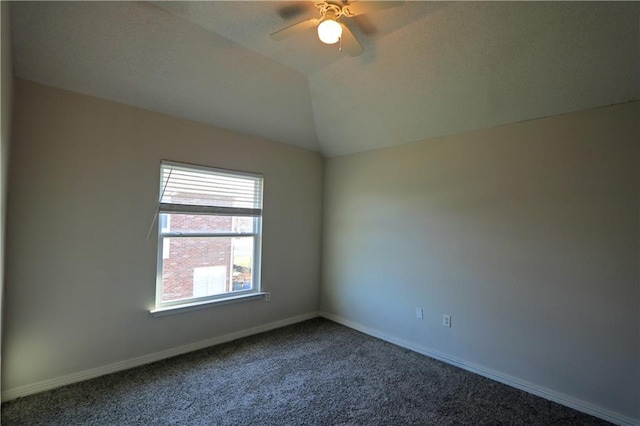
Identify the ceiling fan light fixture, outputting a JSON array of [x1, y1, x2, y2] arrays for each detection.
[[317, 19, 342, 44]]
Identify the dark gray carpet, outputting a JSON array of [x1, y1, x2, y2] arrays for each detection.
[[2, 318, 609, 425]]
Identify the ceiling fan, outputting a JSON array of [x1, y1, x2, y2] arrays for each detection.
[[270, 1, 404, 57]]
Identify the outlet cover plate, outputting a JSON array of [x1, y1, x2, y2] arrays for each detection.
[[443, 314, 451, 327]]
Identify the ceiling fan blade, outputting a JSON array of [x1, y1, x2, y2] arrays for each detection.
[[343, 1, 404, 17], [352, 15, 377, 35], [340, 23, 364, 57], [270, 18, 319, 41], [277, 2, 313, 20]]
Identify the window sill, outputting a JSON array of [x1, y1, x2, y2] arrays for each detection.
[[150, 292, 267, 317]]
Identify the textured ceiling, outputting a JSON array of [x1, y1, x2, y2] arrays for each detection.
[[151, 1, 440, 75], [10, 1, 639, 157]]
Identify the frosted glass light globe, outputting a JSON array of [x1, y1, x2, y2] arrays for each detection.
[[317, 19, 342, 45]]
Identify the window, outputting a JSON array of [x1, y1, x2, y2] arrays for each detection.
[[154, 160, 263, 311]]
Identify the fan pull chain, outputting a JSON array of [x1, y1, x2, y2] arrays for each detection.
[[339, 35, 343, 53]]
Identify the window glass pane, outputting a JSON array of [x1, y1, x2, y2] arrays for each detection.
[[159, 213, 255, 234], [160, 236, 254, 302]]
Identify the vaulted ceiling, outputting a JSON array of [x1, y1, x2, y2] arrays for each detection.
[[10, 1, 639, 157]]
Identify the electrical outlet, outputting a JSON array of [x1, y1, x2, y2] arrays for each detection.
[[265, 292, 271, 302], [415, 308, 423, 319], [443, 314, 451, 327]]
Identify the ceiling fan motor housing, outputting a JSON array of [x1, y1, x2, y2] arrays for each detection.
[[315, 2, 345, 21]]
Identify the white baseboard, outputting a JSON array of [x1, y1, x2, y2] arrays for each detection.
[[319, 311, 638, 426], [2, 311, 320, 402]]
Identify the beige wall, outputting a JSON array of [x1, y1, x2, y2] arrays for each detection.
[[0, 1, 14, 398], [3, 79, 323, 392], [321, 102, 639, 422]]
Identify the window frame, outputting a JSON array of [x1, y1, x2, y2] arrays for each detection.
[[153, 160, 263, 313]]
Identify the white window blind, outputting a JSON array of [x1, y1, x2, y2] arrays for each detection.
[[160, 161, 263, 216]]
